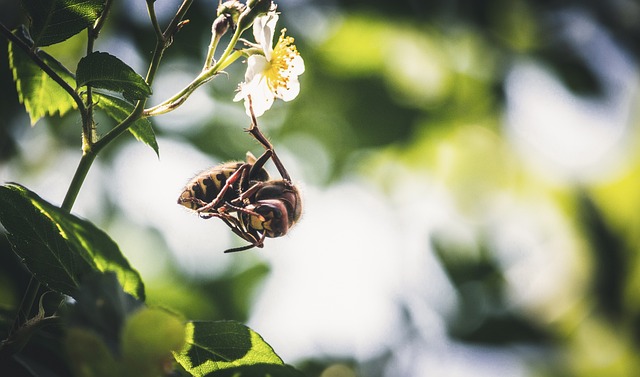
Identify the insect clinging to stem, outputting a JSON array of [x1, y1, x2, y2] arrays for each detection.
[[177, 95, 302, 253]]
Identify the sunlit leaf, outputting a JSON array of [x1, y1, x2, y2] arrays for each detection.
[[77, 52, 151, 102], [174, 321, 284, 377], [22, 0, 106, 47], [8, 26, 77, 125], [94, 92, 159, 156], [0, 184, 145, 300], [205, 364, 306, 377]]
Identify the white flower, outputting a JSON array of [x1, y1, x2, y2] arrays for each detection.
[[234, 13, 305, 117]]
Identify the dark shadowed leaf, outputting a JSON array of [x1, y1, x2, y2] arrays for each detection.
[[22, 0, 106, 46], [76, 52, 151, 102], [94, 92, 159, 156], [8, 26, 77, 125], [174, 321, 284, 377], [0, 184, 144, 300]]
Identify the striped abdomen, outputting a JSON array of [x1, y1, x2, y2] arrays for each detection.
[[178, 161, 245, 211]]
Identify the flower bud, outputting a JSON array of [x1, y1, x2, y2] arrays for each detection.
[[212, 13, 232, 37], [246, 0, 272, 10], [236, 0, 274, 32], [217, 0, 245, 29]]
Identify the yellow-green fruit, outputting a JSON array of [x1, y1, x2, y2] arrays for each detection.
[[121, 307, 186, 376], [66, 328, 120, 377]]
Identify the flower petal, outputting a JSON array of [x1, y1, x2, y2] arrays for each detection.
[[234, 77, 259, 102], [244, 55, 269, 82], [236, 13, 304, 116], [245, 83, 275, 117], [233, 82, 251, 102], [289, 54, 305, 76], [253, 13, 278, 60], [276, 77, 300, 101]]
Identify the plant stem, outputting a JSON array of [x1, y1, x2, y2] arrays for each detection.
[[61, 151, 97, 211], [203, 13, 229, 70], [90, 0, 191, 150], [143, 69, 216, 116], [144, 24, 245, 117], [144, 27, 169, 87], [163, 0, 193, 42], [81, 0, 114, 150], [61, 0, 194, 211], [203, 31, 222, 70], [4, 0, 195, 350], [214, 25, 244, 71], [92, 103, 143, 155], [93, 0, 114, 37], [84, 27, 96, 151], [147, 0, 164, 41]]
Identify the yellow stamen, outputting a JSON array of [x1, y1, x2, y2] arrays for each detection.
[[265, 29, 300, 94]]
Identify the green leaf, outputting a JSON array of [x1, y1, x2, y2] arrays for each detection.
[[8, 26, 77, 125], [94, 92, 159, 156], [0, 184, 145, 300], [77, 52, 151, 102], [205, 364, 306, 377], [174, 321, 284, 377], [22, 0, 106, 47]]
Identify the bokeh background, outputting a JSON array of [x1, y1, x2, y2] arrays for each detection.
[[2, 0, 640, 376]]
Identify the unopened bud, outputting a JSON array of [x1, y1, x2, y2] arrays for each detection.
[[212, 14, 231, 37], [217, 0, 245, 29], [237, 0, 274, 32], [246, 0, 271, 9]]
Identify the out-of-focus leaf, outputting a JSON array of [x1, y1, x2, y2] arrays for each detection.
[[94, 92, 159, 156], [76, 52, 151, 102], [0, 184, 144, 300], [200, 263, 270, 322], [174, 320, 283, 377], [8, 26, 77, 125], [317, 14, 387, 76], [22, 0, 105, 47]]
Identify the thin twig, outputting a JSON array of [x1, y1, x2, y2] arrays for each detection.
[[146, 0, 165, 41], [92, 0, 114, 37], [94, 0, 194, 152], [143, 22, 245, 117], [163, 0, 193, 42], [84, 25, 95, 150]]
